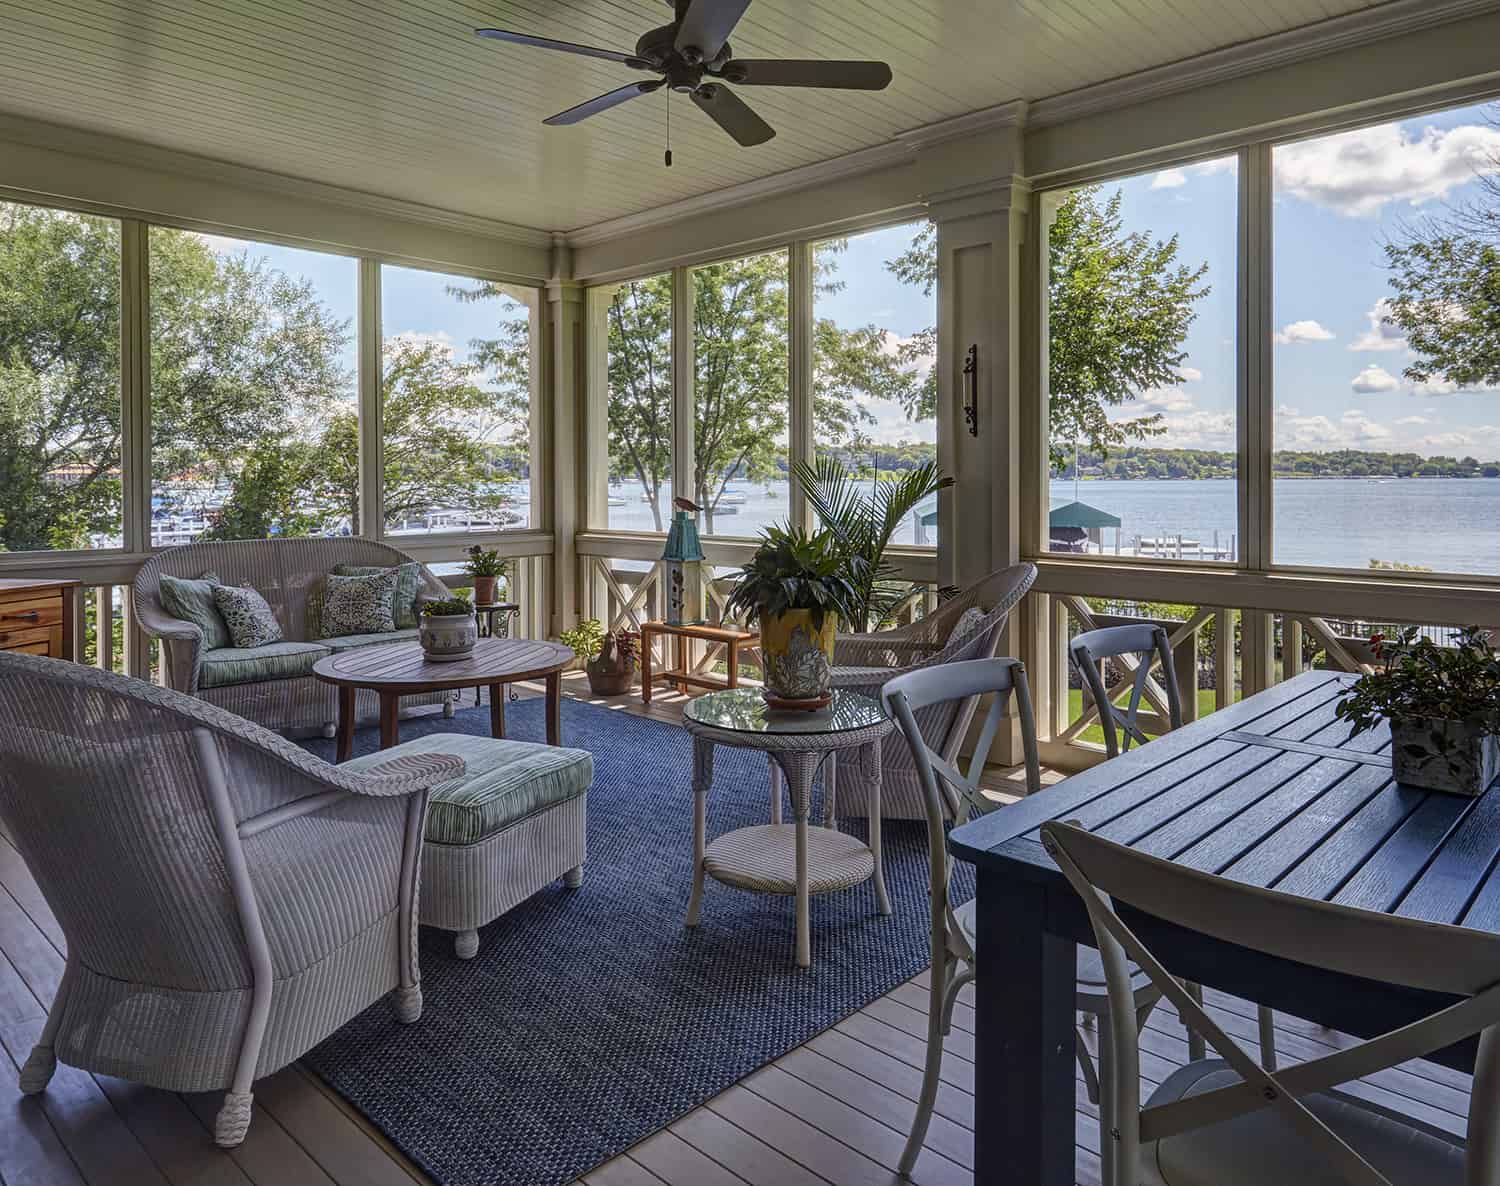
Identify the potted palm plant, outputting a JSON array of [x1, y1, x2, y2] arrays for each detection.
[[1335, 625, 1500, 796], [793, 456, 953, 631], [725, 524, 862, 709], [463, 545, 508, 605]]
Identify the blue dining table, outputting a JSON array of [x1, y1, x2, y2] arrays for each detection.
[[949, 668, 1496, 1185]]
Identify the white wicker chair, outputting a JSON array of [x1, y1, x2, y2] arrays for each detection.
[[133, 537, 458, 733], [0, 651, 465, 1148], [825, 562, 1036, 820]]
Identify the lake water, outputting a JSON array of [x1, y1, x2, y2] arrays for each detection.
[[604, 476, 1500, 576]]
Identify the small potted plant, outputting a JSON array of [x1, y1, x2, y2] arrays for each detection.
[[463, 545, 508, 605], [587, 628, 640, 696], [1335, 625, 1500, 796], [419, 595, 478, 663], [559, 618, 606, 674], [725, 524, 862, 709]]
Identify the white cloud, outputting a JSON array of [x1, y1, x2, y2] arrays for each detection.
[[1176, 366, 1203, 382], [1110, 389, 1233, 448], [1274, 319, 1335, 345], [1137, 386, 1194, 413], [1393, 415, 1429, 426], [1150, 168, 1187, 190], [1348, 299, 1406, 353], [1410, 376, 1458, 397], [194, 232, 250, 255], [1351, 364, 1400, 394], [878, 329, 934, 376], [1274, 120, 1500, 217], [1276, 408, 1395, 450], [1194, 158, 1237, 179]]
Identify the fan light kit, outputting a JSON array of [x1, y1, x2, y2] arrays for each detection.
[[476, 0, 892, 165]]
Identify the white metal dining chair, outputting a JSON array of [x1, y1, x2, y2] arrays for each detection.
[[1043, 818, 1494, 1186], [1071, 622, 1279, 1071], [883, 657, 1161, 1180]]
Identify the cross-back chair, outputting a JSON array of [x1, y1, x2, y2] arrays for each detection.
[[1070, 622, 1280, 1072], [883, 657, 1161, 1180], [1044, 819, 1495, 1186]]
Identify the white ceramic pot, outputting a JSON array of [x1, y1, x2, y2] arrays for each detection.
[[420, 612, 478, 662]]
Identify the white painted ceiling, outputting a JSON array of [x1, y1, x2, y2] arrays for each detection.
[[0, 0, 1405, 233]]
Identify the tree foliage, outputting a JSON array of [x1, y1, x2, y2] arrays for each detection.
[[885, 188, 1211, 466]]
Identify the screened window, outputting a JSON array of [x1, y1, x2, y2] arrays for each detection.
[[812, 220, 938, 546], [1272, 101, 1500, 576], [149, 230, 356, 544], [603, 273, 674, 532], [691, 249, 789, 538], [1044, 159, 1238, 562], [0, 200, 122, 552], [380, 265, 532, 536]]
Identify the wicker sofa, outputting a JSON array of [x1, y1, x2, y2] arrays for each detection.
[[132, 537, 457, 733]]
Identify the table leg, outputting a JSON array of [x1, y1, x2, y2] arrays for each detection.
[[489, 683, 506, 738], [378, 691, 400, 750], [676, 634, 688, 695], [769, 758, 783, 825], [336, 686, 355, 763], [780, 752, 816, 968], [727, 640, 739, 689], [686, 739, 713, 927], [974, 869, 1076, 1186], [823, 752, 838, 827], [641, 630, 654, 704], [863, 742, 891, 916], [546, 670, 561, 745]]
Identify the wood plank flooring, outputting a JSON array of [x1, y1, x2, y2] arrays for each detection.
[[0, 676, 1471, 1186]]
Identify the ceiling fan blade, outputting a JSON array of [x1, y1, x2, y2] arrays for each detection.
[[544, 80, 665, 126], [690, 83, 774, 146], [722, 59, 892, 90], [476, 28, 643, 67], [675, 0, 752, 63]]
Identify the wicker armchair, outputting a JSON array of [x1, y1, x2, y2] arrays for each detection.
[[0, 651, 465, 1148], [828, 562, 1036, 819], [133, 537, 458, 733]]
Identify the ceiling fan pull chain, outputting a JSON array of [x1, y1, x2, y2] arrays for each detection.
[[665, 90, 673, 167]]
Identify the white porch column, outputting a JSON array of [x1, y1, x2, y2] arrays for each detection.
[[545, 235, 584, 636]]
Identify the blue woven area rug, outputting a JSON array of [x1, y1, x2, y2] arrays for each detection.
[[298, 697, 972, 1186]]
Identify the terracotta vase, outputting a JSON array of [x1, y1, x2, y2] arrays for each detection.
[[759, 609, 836, 704], [472, 575, 499, 605]]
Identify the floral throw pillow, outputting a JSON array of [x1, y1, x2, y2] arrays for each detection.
[[212, 584, 284, 649], [332, 562, 422, 629], [320, 569, 398, 638]]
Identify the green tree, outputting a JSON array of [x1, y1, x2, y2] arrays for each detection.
[[1384, 106, 1500, 389], [885, 188, 1211, 465], [604, 244, 919, 534]]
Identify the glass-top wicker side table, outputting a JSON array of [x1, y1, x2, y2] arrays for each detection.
[[682, 688, 895, 968]]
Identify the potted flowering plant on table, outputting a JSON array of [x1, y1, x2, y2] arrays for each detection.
[[463, 545, 508, 605], [1335, 625, 1500, 796], [724, 524, 863, 710]]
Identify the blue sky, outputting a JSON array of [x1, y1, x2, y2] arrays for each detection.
[[206, 97, 1500, 461]]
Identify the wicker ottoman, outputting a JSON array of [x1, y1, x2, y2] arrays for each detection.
[[344, 733, 591, 958]]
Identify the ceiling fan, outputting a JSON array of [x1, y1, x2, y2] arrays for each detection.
[[475, 0, 892, 154]]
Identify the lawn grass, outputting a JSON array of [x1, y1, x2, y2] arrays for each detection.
[[1067, 687, 1221, 747]]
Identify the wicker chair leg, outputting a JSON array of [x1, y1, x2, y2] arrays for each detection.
[[442, 698, 456, 719], [564, 864, 584, 888], [215, 1091, 254, 1147], [454, 930, 480, 960], [19, 962, 72, 1095], [320, 721, 336, 739], [393, 984, 423, 1022]]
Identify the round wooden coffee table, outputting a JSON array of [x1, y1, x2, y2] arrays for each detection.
[[313, 638, 574, 762]]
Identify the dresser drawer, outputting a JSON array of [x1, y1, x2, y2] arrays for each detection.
[[0, 594, 64, 630], [0, 624, 59, 651]]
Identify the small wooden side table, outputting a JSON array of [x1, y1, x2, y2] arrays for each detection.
[[0, 578, 79, 660], [640, 620, 758, 704]]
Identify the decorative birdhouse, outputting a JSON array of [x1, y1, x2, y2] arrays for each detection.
[[661, 504, 706, 626]]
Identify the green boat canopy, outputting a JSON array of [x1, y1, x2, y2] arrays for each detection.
[[1049, 500, 1121, 530]]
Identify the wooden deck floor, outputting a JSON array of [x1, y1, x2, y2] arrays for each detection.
[[0, 678, 1471, 1186]]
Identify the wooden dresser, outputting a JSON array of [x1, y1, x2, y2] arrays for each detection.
[[0, 579, 79, 659]]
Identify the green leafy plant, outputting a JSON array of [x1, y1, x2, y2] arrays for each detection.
[[1335, 626, 1500, 735], [793, 456, 952, 632], [724, 524, 862, 630], [560, 618, 607, 662], [421, 595, 474, 617], [463, 545, 508, 579]]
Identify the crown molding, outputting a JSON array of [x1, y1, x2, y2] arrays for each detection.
[[1027, 0, 1500, 129], [893, 99, 1030, 149], [0, 112, 555, 250]]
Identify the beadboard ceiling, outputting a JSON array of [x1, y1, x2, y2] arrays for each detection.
[[0, 0, 1446, 234]]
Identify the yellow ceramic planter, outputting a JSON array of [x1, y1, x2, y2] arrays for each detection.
[[760, 609, 837, 702]]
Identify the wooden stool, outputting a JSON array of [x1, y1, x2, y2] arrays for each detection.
[[640, 620, 758, 704]]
